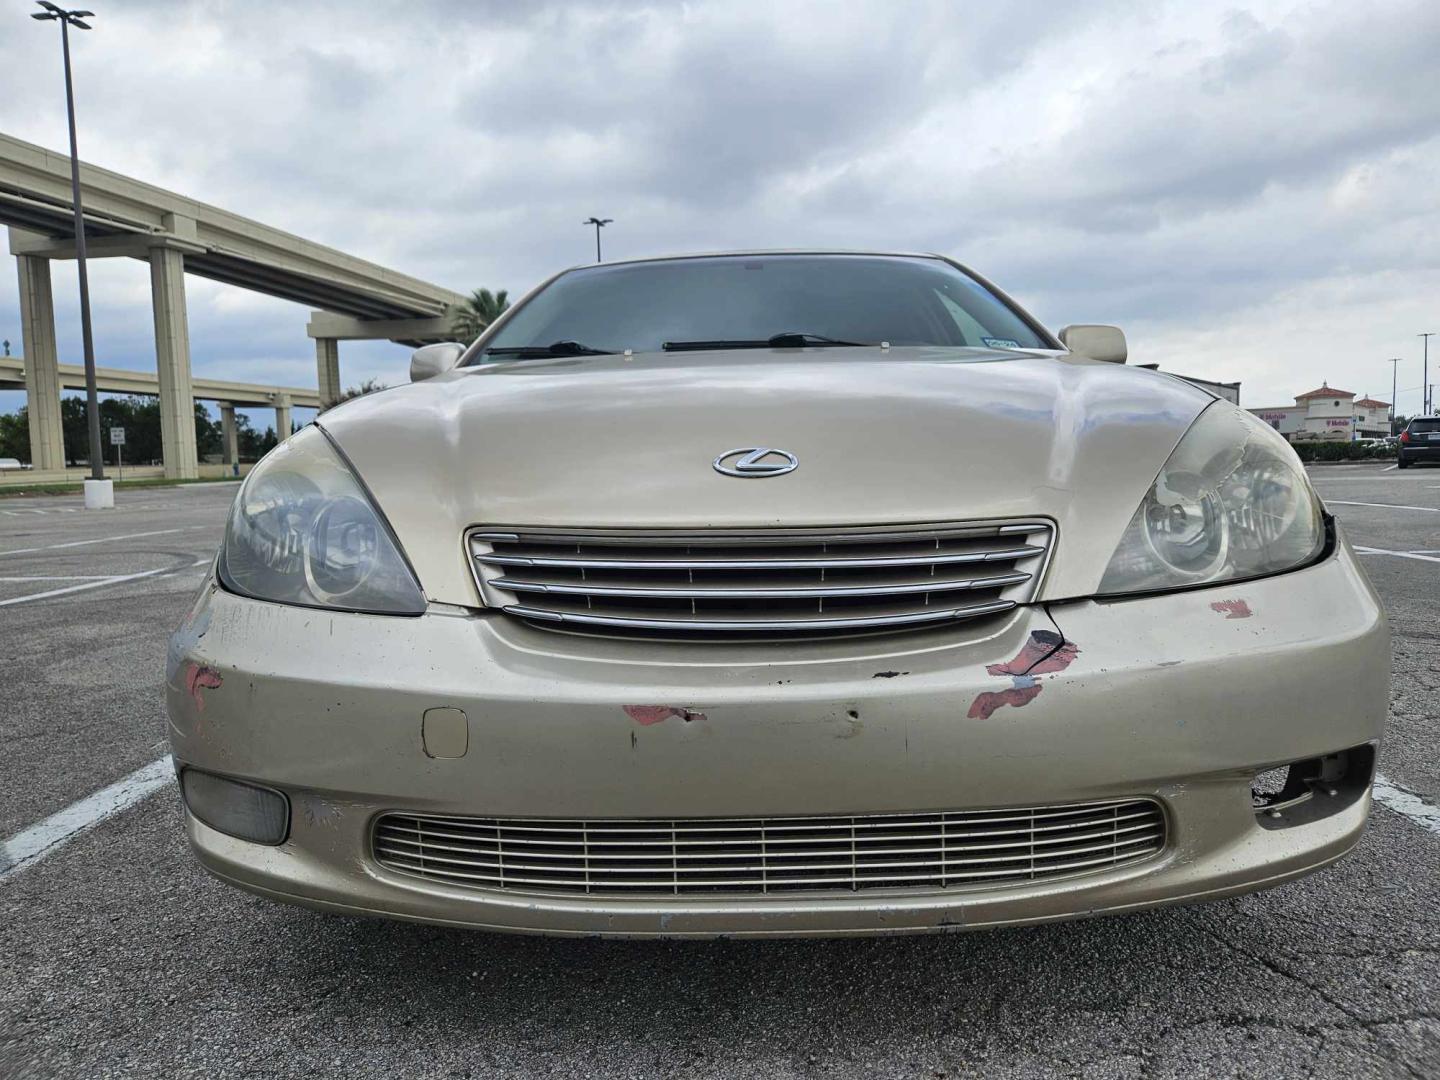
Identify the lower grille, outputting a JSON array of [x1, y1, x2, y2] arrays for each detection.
[[372, 800, 1165, 897], [467, 521, 1054, 641]]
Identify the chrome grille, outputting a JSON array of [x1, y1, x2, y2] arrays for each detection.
[[372, 800, 1165, 897], [468, 521, 1053, 640]]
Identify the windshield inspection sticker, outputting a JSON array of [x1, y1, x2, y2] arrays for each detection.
[[981, 337, 1021, 349]]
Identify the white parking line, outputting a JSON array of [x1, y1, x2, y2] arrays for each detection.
[[0, 757, 174, 883], [1382, 464, 1398, 472], [1352, 545, 1440, 565], [0, 574, 120, 581], [1328, 500, 1440, 514], [1374, 775, 1440, 836], [0, 526, 209, 558], [0, 558, 210, 607]]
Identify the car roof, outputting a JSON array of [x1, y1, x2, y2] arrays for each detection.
[[561, 249, 945, 272]]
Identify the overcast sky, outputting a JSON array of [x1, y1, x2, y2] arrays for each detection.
[[2, 0, 1439, 430]]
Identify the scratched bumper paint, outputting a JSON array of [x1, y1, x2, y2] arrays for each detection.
[[165, 540, 1388, 938]]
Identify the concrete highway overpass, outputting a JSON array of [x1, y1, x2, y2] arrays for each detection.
[[1, 132, 464, 477], [0, 354, 317, 468]]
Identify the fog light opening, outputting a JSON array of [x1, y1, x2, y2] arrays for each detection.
[[1252, 745, 1375, 829], [180, 768, 290, 846]]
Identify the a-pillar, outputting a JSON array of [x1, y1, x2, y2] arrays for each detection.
[[218, 401, 239, 467], [273, 393, 293, 442], [150, 246, 199, 479], [16, 255, 66, 471], [316, 338, 341, 409]]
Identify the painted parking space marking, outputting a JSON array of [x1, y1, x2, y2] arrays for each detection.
[[0, 574, 121, 582], [0, 525, 210, 558], [0, 757, 174, 883], [1328, 500, 1440, 514], [0, 558, 210, 607], [1352, 545, 1440, 565], [1373, 774, 1440, 836], [1382, 464, 1398, 472]]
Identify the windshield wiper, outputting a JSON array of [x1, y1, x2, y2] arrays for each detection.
[[663, 332, 871, 352], [484, 340, 615, 358]]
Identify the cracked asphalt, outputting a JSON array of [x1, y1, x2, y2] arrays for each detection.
[[1, 464, 1437, 1079]]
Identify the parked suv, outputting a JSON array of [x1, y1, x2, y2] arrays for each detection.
[[1398, 417, 1440, 468]]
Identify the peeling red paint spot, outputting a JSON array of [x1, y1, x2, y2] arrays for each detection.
[[1210, 599, 1253, 619], [967, 682, 1043, 720], [184, 663, 222, 711], [624, 705, 706, 725], [1028, 640, 1080, 675], [970, 630, 1081, 720], [986, 630, 1079, 677]]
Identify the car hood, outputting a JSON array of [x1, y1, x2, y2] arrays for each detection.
[[319, 347, 1214, 605]]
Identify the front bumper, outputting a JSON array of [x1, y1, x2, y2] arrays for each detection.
[[166, 541, 1389, 937], [1400, 445, 1440, 463]]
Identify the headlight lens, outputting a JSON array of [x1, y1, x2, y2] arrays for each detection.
[[218, 426, 426, 614], [1098, 403, 1325, 595]]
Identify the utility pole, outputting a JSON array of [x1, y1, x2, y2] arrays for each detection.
[[1421, 333, 1435, 415], [32, 2, 107, 497], [583, 217, 613, 263], [1389, 357, 1402, 434]]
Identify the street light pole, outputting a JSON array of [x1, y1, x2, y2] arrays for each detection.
[[1421, 333, 1435, 415], [32, 2, 103, 482], [583, 217, 613, 263], [1389, 357, 1402, 434]]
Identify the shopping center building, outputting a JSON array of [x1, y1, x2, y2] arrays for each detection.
[[1249, 383, 1392, 442]]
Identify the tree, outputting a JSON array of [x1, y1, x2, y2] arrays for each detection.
[[0, 396, 279, 466], [234, 413, 277, 460], [330, 378, 388, 409], [447, 288, 510, 344], [0, 407, 29, 462]]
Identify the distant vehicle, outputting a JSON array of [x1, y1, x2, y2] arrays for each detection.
[[0, 457, 30, 471], [1398, 417, 1440, 468]]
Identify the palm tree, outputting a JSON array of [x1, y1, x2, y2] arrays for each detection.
[[448, 288, 511, 344], [335, 377, 387, 405]]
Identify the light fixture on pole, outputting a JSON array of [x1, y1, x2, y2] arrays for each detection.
[[31, 1, 107, 499], [583, 217, 613, 263], [1421, 333, 1435, 415], [1388, 357, 1402, 435]]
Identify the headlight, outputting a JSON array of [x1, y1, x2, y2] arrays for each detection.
[[1098, 403, 1325, 595], [218, 426, 426, 614]]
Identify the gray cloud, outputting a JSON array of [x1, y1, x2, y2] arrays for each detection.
[[1, 0, 1438, 420]]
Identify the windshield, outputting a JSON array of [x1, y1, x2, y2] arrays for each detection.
[[468, 255, 1051, 362], [1411, 419, 1440, 433]]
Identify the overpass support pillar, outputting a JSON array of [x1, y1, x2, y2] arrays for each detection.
[[16, 255, 66, 471], [149, 247, 198, 479], [150, 247, 199, 479], [273, 394, 293, 442], [315, 337, 341, 409], [218, 401, 239, 467]]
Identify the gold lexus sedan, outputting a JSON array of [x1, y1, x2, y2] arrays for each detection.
[[166, 251, 1389, 937]]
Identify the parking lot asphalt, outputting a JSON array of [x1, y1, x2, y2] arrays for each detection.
[[1, 465, 1437, 1079]]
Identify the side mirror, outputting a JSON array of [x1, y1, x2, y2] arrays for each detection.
[[1058, 325, 1127, 364], [410, 341, 466, 382]]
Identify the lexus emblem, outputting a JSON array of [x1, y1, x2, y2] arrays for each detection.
[[713, 447, 799, 478]]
